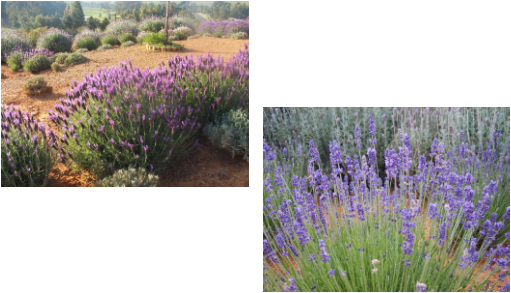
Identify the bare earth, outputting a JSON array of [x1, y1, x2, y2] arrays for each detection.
[[1, 38, 249, 187]]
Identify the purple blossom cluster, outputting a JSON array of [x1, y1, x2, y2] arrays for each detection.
[[46, 46, 248, 175], [6, 46, 54, 66], [196, 20, 249, 37], [1, 104, 62, 186]]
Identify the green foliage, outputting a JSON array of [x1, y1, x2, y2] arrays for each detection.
[[23, 76, 51, 94], [51, 62, 61, 72], [76, 37, 99, 51], [142, 32, 164, 45], [97, 44, 113, 50], [34, 14, 62, 29], [1, 29, 32, 63], [230, 32, 248, 39], [121, 41, 135, 48], [138, 16, 164, 33], [54, 52, 70, 64], [6, 51, 24, 71], [23, 54, 52, 73], [75, 48, 89, 54], [204, 109, 249, 161], [95, 167, 159, 187], [86, 16, 100, 30], [101, 35, 118, 46], [62, 1, 85, 30], [37, 29, 72, 53], [64, 53, 86, 66], [118, 33, 136, 44], [22, 27, 48, 48], [98, 17, 110, 31]]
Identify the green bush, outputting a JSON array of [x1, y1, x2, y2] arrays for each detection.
[[1, 29, 32, 63], [121, 41, 135, 48], [54, 52, 70, 64], [51, 62, 61, 72], [101, 35, 118, 46], [230, 32, 248, 39], [75, 37, 100, 51], [64, 53, 87, 66], [98, 44, 113, 50], [75, 48, 89, 54], [204, 109, 249, 161], [37, 28, 72, 53], [138, 16, 164, 33], [22, 76, 52, 95], [6, 51, 24, 71], [95, 167, 159, 187], [23, 27, 48, 48], [142, 32, 164, 45], [23, 54, 52, 73], [118, 33, 136, 44]]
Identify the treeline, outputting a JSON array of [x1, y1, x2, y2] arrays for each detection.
[[2, 1, 67, 29], [210, 2, 249, 20]]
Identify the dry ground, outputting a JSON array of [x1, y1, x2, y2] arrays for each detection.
[[1, 38, 249, 187]]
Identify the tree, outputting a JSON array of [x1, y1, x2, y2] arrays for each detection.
[[71, 1, 85, 28], [211, 1, 231, 20], [231, 2, 249, 19], [62, 5, 73, 29], [99, 17, 110, 31], [164, 2, 169, 45], [86, 16, 100, 30]]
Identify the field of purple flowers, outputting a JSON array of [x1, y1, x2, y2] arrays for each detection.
[[263, 107, 509, 292]]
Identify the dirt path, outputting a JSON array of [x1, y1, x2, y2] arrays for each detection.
[[1, 38, 249, 187]]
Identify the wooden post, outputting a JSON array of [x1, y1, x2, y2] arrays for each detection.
[[164, 2, 169, 45]]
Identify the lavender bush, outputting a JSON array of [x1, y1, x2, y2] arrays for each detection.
[[204, 108, 249, 161], [1, 104, 63, 187], [263, 133, 510, 292], [105, 20, 139, 38], [37, 28, 73, 53], [1, 29, 32, 63], [138, 16, 165, 33], [197, 20, 249, 38], [72, 28, 103, 50], [6, 47, 54, 72], [48, 46, 249, 177]]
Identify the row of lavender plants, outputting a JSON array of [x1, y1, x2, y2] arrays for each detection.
[[264, 108, 510, 177], [262, 107, 510, 292], [196, 19, 249, 38]]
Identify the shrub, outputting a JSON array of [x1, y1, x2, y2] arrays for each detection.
[[101, 35, 118, 46], [51, 62, 61, 72], [105, 19, 139, 37], [7, 51, 24, 71], [262, 133, 510, 292], [230, 32, 248, 39], [121, 41, 135, 48], [95, 167, 159, 187], [49, 48, 249, 177], [202, 32, 212, 38], [118, 33, 136, 44], [169, 16, 195, 30], [187, 34, 200, 40], [1, 104, 62, 186], [224, 20, 249, 37], [142, 32, 164, 45], [97, 44, 113, 50], [23, 54, 52, 73], [22, 76, 52, 94], [136, 31, 151, 43], [22, 27, 48, 48], [212, 23, 228, 38], [75, 37, 100, 51], [54, 52, 70, 64], [73, 28, 102, 50], [1, 71, 5, 79], [37, 28, 73, 53], [204, 109, 249, 161], [138, 16, 164, 33], [1, 29, 32, 63], [64, 53, 87, 66], [75, 48, 89, 54], [173, 26, 193, 40]]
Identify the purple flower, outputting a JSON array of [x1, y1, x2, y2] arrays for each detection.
[[329, 140, 342, 166], [309, 140, 320, 163], [328, 269, 336, 276], [354, 125, 362, 149], [318, 239, 330, 262], [144, 145, 149, 156], [428, 203, 438, 219], [98, 125, 105, 132], [416, 282, 427, 292]]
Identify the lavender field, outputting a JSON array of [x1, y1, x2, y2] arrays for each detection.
[[263, 107, 510, 292]]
